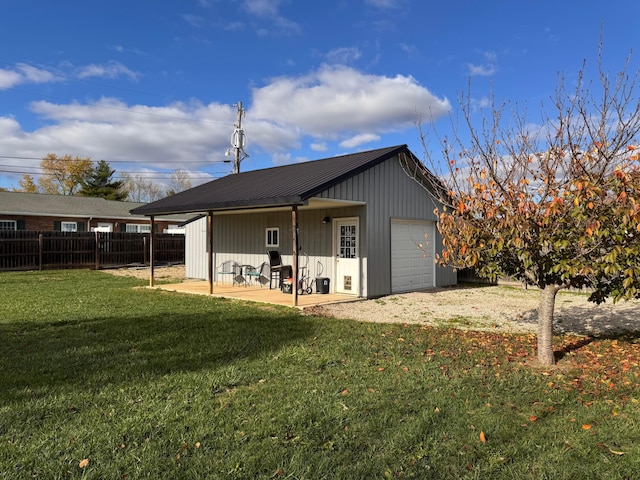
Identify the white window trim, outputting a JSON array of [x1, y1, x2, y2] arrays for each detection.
[[0, 220, 17, 231], [126, 223, 151, 233], [266, 227, 279, 248], [61, 221, 78, 232]]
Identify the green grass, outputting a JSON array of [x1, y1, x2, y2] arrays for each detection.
[[1, 270, 639, 479]]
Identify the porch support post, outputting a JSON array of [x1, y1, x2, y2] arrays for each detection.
[[208, 211, 214, 295], [292, 206, 299, 307], [149, 215, 155, 287]]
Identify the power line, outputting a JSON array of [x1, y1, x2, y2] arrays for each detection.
[[0, 167, 229, 178], [0, 64, 246, 184], [0, 155, 228, 164]]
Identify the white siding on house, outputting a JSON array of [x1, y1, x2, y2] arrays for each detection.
[[185, 216, 208, 279], [183, 153, 457, 296], [184, 209, 355, 285], [318, 155, 456, 297]]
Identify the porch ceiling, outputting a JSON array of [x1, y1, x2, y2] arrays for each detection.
[[210, 197, 365, 216]]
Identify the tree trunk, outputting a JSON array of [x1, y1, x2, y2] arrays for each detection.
[[537, 285, 560, 365]]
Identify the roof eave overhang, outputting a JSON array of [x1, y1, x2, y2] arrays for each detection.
[[1, 211, 153, 220], [130, 195, 306, 216]]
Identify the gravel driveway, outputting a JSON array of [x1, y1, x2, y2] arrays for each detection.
[[314, 285, 640, 337], [104, 266, 640, 337]]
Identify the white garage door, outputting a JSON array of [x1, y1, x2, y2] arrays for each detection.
[[391, 220, 435, 293]]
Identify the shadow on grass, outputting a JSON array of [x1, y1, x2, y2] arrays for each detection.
[[451, 283, 640, 338], [554, 336, 595, 362], [513, 303, 640, 338], [0, 305, 315, 404]]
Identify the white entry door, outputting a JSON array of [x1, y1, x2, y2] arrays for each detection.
[[334, 218, 359, 295]]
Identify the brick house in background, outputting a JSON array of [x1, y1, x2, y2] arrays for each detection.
[[0, 191, 188, 233]]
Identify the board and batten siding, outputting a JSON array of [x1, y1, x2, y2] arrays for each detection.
[[185, 207, 363, 285], [184, 153, 455, 296], [318, 154, 456, 297], [185, 216, 208, 279]]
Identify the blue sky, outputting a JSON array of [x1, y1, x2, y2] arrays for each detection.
[[0, 0, 637, 191]]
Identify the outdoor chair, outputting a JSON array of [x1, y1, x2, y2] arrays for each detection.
[[267, 250, 292, 290], [246, 261, 270, 287], [216, 260, 245, 286]]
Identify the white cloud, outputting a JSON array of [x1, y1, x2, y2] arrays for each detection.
[[243, 0, 281, 17], [468, 63, 496, 77], [0, 99, 238, 175], [0, 69, 22, 89], [0, 64, 58, 90], [250, 65, 450, 139], [76, 61, 139, 81], [269, 15, 301, 35], [399, 43, 417, 55], [16, 64, 58, 84], [482, 50, 497, 62], [469, 96, 490, 112], [271, 151, 292, 165], [339, 133, 381, 149], [468, 51, 498, 77], [181, 13, 206, 27], [0, 64, 449, 186], [324, 47, 362, 64], [0, 62, 140, 91], [241, 0, 300, 35], [365, 0, 403, 8]]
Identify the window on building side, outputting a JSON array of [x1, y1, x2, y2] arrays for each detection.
[[0, 220, 17, 231], [126, 224, 151, 233], [266, 227, 279, 248], [61, 222, 78, 232]]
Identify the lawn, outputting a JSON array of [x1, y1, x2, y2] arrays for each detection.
[[1, 270, 639, 479]]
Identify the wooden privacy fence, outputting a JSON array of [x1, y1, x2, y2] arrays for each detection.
[[0, 231, 185, 271]]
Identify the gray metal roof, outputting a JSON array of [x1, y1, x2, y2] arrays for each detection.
[[131, 144, 416, 216], [0, 191, 189, 221]]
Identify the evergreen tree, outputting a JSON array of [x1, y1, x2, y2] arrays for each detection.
[[79, 160, 128, 201]]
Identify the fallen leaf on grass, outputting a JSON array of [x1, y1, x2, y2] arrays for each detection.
[[582, 424, 592, 430], [479, 431, 487, 444], [529, 416, 538, 422], [609, 448, 625, 456], [79, 459, 89, 469]]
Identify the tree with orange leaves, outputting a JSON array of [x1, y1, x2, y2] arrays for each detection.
[[421, 47, 640, 365], [38, 154, 93, 195]]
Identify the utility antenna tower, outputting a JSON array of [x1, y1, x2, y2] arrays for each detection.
[[225, 101, 247, 174]]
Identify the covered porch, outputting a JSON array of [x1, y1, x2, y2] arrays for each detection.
[[148, 280, 359, 309], [144, 197, 366, 308]]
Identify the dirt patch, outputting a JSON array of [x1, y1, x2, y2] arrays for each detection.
[[101, 264, 186, 281]]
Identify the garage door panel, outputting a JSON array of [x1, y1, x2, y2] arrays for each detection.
[[391, 220, 435, 293]]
